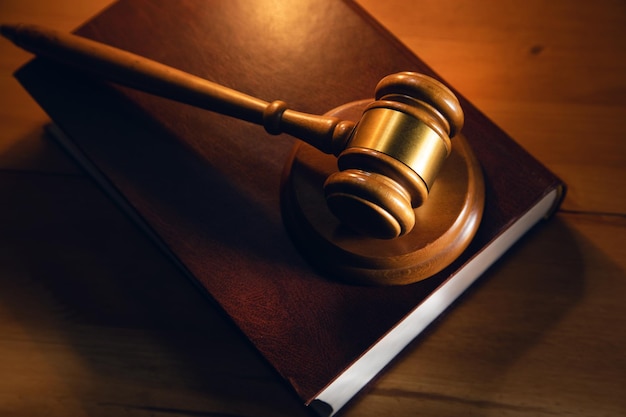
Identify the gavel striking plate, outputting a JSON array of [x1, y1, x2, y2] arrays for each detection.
[[2, 24, 485, 285]]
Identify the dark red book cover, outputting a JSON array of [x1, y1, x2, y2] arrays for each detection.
[[13, 0, 564, 415]]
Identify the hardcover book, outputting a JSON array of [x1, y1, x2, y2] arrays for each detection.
[[12, 0, 564, 415]]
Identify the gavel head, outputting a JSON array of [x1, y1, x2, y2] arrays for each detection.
[[323, 72, 464, 239]]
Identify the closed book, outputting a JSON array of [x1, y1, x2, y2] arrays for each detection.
[[12, 0, 565, 415]]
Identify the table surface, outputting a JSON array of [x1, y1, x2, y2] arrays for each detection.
[[1, 1, 625, 416]]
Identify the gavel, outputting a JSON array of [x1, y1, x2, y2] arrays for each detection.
[[1, 24, 464, 240]]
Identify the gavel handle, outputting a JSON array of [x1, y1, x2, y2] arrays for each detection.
[[1, 23, 354, 154]]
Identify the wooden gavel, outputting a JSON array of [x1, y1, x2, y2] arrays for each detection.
[[2, 23, 464, 240]]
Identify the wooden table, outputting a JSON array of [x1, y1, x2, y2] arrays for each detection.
[[1, 1, 624, 416]]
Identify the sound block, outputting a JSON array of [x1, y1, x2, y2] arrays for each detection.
[[281, 100, 485, 285]]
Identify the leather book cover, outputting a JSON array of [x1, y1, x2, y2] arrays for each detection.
[[13, 0, 564, 414]]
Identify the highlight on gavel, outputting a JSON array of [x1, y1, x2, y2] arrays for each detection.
[[1, 23, 464, 240]]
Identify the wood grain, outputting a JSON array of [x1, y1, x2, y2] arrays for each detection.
[[1, 0, 624, 416]]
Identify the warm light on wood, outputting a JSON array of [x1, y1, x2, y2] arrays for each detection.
[[0, 0, 624, 416]]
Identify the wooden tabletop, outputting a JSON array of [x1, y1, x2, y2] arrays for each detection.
[[1, 1, 624, 416]]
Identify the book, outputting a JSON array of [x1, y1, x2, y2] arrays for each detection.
[[11, 0, 565, 415]]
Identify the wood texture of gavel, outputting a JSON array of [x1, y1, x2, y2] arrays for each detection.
[[1, 23, 464, 239]]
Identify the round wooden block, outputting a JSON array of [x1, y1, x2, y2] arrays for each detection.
[[280, 100, 485, 285]]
